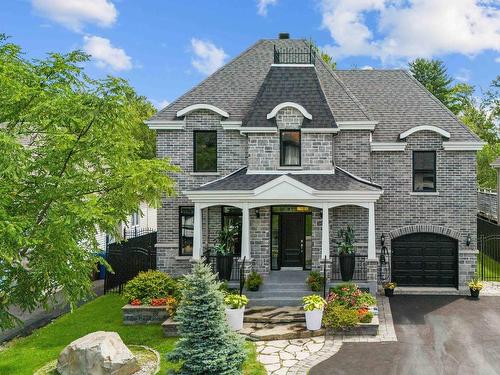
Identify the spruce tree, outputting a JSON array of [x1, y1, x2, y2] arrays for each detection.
[[167, 262, 246, 374]]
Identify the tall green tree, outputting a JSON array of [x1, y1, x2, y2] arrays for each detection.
[[409, 58, 473, 114], [0, 35, 179, 328]]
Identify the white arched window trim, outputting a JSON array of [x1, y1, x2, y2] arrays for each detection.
[[176, 104, 229, 118], [266, 102, 312, 120], [399, 125, 450, 140]]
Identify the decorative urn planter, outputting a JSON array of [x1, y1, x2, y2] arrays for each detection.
[[339, 253, 355, 281], [216, 254, 234, 281], [384, 288, 394, 297], [225, 307, 245, 331], [470, 288, 480, 299], [305, 308, 324, 331]]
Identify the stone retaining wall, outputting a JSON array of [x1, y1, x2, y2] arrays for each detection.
[[122, 305, 168, 325]]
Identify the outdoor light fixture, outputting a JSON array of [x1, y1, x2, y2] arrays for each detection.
[[381, 233, 385, 246], [255, 208, 260, 219], [466, 234, 471, 247]]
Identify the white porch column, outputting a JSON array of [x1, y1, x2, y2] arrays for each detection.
[[192, 203, 203, 260], [241, 203, 251, 259], [368, 202, 376, 260], [321, 204, 330, 259]]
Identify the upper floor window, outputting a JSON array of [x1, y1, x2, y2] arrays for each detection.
[[131, 211, 140, 227], [413, 151, 436, 192], [194, 131, 217, 172], [280, 130, 301, 166]]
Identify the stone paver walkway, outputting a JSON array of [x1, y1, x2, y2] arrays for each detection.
[[256, 296, 397, 374], [481, 281, 500, 296]]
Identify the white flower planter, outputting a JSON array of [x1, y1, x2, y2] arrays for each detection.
[[305, 308, 324, 331], [225, 307, 245, 331]]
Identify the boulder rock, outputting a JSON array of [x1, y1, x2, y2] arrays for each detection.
[[56, 331, 140, 375]]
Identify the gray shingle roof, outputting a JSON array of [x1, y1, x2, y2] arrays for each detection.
[[150, 39, 368, 123], [244, 66, 337, 128], [194, 167, 381, 192], [335, 70, 479, 142]]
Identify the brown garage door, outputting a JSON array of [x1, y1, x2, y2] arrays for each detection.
[[392, 233, 458, 287]]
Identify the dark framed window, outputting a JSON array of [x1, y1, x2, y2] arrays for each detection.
[[221, 206, 242, 256], [179, 206, 194, 256], [280, 130, 301, 166], [193, 130, 217, 172], [413, 151, 436, 192]]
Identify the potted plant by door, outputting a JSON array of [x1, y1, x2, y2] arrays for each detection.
[[337, 226, 356, 281], [468, 279, 484, 299], [224, 293, 249, 330], [303, 295, 327, 331], [245, 271, 263, 291], [383, 282, 397, 297], [215, 225, 239, 281]]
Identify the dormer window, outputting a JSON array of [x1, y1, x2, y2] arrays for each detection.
[[280, 130, 301, 166]]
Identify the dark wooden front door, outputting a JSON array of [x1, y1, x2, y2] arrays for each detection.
[[280, 213, 305, 267], [392, 233, 458, 287]]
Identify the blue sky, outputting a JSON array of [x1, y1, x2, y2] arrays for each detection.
[[1, 1, 499, 109]]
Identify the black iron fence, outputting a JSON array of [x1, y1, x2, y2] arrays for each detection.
[[203, 250, 242, 282], [478, 234, 500, 281], [273, 45, 316, 64], [330, 254, 368, 281], [104, 231, 157, 293]]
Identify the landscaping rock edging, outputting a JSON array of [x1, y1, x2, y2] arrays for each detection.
[[122, 305, 168, 325]]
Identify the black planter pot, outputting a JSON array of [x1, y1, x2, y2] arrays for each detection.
[[339, 253, 355, 281], [216, 255, 234, 281], [248, 285, 260, 292], [384, 288, 394, 297], [470, 288, 480, 299]]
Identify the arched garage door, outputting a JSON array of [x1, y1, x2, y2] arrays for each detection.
[[392, 233, 458, 287]]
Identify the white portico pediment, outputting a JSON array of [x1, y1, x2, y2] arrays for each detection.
[[253, 175, 314, 199]]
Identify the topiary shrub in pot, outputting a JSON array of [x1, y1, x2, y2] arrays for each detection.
[[245, 271, 263, 291], [383, 282, 397, 297], [224, 293, 249, 331], [214, 225, 239, 281], [303, 295, 327, 331], [306, 271, 325, 292], [337, 226, 356, 282]]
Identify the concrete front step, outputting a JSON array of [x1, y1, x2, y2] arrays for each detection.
[[394, 287, 460, 295], [248, 297, 304, 307], [244, 306, 305, 323], [246, 290, 319, 298]]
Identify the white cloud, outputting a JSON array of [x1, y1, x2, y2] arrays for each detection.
[[151, 99, 170, 110], [495, 57, 500, 63], [455, 68, 471, 82], [257, 0, 278, 16], [32, 0, 117, 32], [83, 36, 132, 71], [190, 38, 228, 75], [320, 0, 500, 63], [360, 65, 374, 70]]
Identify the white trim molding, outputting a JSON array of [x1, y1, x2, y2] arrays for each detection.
[[301, 128, 339, 133], [336, 121, 378, 131], [220, 121, 242, 130], [271, 64, 315, 68], [176, 104, 229, 118], [145, 120, 185, 130], [370, 142, 407, 152], [239, 127, 278, 134], [266, 102, 313, 120], [399, 125, 450, 139], [442, 141, 486, 151], [246, 168, 335, 175]]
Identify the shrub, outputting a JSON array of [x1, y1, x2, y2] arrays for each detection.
[[245, 272, 263, 291], [358, 310, 374, 324], [224, 294, 249, 309], [123, 270, 177, 304], [165, 296, 179, 317], [306, 271, 325, 292], [327, 283, 362, 308], [356, 292, 377, 308], [167, 262, 246, 374], [322, 304, 359, 331], [468, 279, 483, 291], [303, 295, 326, 311], [383, 282, 397, 289]]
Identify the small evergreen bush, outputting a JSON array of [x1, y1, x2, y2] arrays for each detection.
[[167, 262, 246, 374], [123, 270, 177, 304], [322, 304, 359, 331], [245, 272, 263, 291], [306, 271, 325, 292]]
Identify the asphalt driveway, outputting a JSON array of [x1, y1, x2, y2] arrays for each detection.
[[311, 295, 500, 375]]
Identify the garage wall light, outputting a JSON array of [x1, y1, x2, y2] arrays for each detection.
[[466, 234, 471, 247]]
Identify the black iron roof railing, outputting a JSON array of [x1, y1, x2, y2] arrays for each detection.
[[273, 44, 316, 64]]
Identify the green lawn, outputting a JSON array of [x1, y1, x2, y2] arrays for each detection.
[[477, 253, 500, 281], [0, 294, 265, 375]]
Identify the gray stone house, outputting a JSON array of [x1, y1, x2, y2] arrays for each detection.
[[147, 36, 484, 294]]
